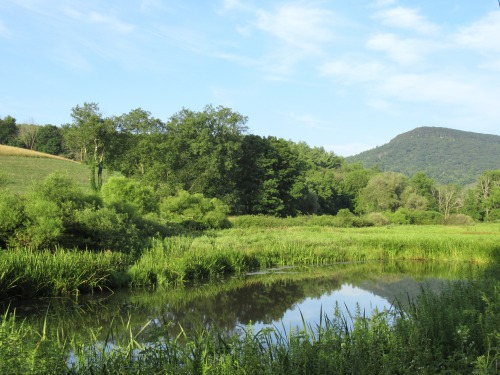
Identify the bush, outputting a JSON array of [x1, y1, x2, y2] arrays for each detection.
[[408, 210, 444, 225], [333, 209, 373, 228], [0, 191, 24, 247], [385, 208, 411, 224], [160, 190, 231, 230], [365, 212, 390, 226], [444, 214, 475, 226], [485, 209, 500, 223], [13, 198, 63, 249], [101, 176, 158, 215], [73, 207, 142, 253]]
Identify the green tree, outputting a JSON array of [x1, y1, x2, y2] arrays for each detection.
[[0, 115, 17, 145], [356, 172, 408, 213], [162, 105, 248, 204], [35, 125, 63, 155], [64, 102, 115, 191], [234, 136, 307, 216], [109, 108, 167, 179]]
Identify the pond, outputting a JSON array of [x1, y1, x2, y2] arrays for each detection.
[[1, 260, 481, 344]]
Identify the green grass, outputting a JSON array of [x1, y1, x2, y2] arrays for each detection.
[[129, 224, 500, 288], [2, 224, 499, 299], [0, 248, 129, 299], [0, 154, 111, 194]]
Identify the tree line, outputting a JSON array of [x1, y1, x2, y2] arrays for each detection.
[[1, 103, 499, 222]]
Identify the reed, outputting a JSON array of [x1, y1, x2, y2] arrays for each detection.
[[129, 224, 500, 287], [0, 248, 129, 299], [2, 272, 497, 374]]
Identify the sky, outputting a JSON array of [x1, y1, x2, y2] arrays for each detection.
[[1, 0, 499, 156]]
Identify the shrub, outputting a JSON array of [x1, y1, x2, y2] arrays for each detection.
[[485, 209, 500, 223], [0, 190, 24, 247], [73, 207, 142, 253], [408, 210, 444, 225], [14, 198, 63, 249], [365, 212, 390, 226], [444, 214, 475, 226], [385, 208, 411, 225], [101, 176, 158, 215], [160, 190, 230, 230]]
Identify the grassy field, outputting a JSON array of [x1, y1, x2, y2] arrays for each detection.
[[2, 223, 499, 300], [0, 145, 110, 193]]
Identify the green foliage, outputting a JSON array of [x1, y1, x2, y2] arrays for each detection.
[[0, 190, 24, 247], [101, 175, 158, 215], [0, 115, 17, 145], [0, 248, 128, 299], [160, 190, 230, 230], [356, 172, 408, 214], [34, 125, 63, 155], [0, 310, 68, 375], [333, 208, 373, 227], [348, 126, 500, 186], [444, 213, 475, 226], [73, 207, 142, 253], [16, 198, 63, 249]]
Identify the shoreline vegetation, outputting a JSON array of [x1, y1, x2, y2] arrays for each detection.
[[1, 264, 498, 374], [1, 223, 499, 300]]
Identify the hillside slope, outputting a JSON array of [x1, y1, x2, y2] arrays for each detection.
[[347, 127, 500, 185], [0, 145, 103, 194]]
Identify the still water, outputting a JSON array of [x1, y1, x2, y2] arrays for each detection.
[[2, 261, 479, 342]]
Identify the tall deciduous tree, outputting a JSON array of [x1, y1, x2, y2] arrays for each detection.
[[17, 122, 39, 150], [64, 102, 115, 191], [109, 108, 166, 179], [163, 105, 248, 203], [35, 125, 63, 155], [0, 116, 17, 145], [356, 172, 408, 213]]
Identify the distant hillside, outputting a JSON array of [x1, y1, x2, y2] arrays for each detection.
[[347, 127, 500, 185], [0, 145, 109, 194]]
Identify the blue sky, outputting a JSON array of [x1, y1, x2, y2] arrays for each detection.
[[1, 0, 499, 156]]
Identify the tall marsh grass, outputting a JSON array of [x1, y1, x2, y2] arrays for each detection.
[[0, 248, 129, 299], [2, 273, 498, 374], [129, 224, 500, 287]]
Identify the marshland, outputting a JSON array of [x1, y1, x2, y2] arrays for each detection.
[[1, 107, 500, 373]]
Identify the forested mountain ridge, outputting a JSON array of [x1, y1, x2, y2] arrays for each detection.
[[347, 127, 500, 186]]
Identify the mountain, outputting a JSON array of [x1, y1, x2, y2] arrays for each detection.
[[346, 127, 500, 186]]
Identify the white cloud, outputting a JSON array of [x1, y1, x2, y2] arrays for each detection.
[[370, 0, 397, 9], [254, 4, 334, 54], [319, 59, 387, 83], [87, 11, 135, 34], [373, 6, 438, 34], [454, 11, 500, 53], [0, 19, 11, 38], [367, 33, 437, 65], [378, 72, 500, 118]]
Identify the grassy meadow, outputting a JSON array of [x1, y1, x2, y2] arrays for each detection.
[[0, 145, 110, 193]]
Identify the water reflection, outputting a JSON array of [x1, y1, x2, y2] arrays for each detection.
[[1, 261, 480, 343]]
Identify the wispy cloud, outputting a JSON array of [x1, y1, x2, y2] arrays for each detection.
[[367, 33, 438, 65], [373, 6, 439, 34], [0, 19, 12, 38], [319, 59, 388, 83], [254, 4, 334, 54], [454, 11, 500, 53], [87, 11, 135, 34]]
